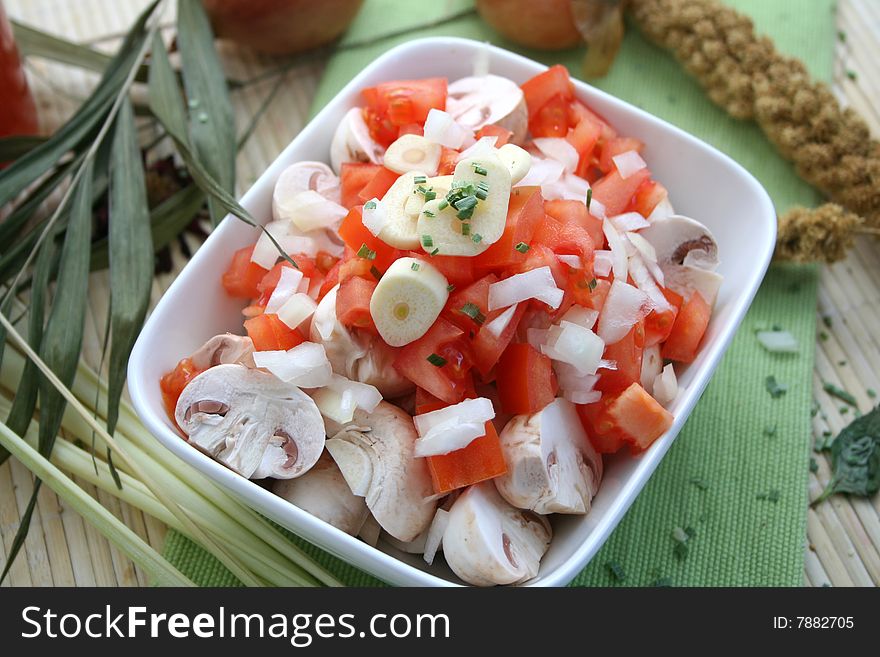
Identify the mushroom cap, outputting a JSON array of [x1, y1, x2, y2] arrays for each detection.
[[189, 333, 255, 371], [325, 401, 436, 542], [442, 482, 552, 586], [494, 398, 603, 514], [272, 451, 368, 535], [446, 74, 528, 145], [175, 363, 326, 480], [310, 284, 414, 398], [329, 107, 384, 174]]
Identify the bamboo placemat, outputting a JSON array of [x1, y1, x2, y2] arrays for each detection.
[[1, 0, 878, 587]]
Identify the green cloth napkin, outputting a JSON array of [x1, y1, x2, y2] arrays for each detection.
[[164, 0, 832, 586]]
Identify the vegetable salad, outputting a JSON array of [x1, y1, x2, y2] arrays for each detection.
[[160, 65, 722, 586]]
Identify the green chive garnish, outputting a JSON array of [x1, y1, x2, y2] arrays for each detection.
[[454, 195, 478, 211], [438, 199, 449, 211], [422, 234, 434, 248], [357, 243, 377, 260], [460, 302, 486, 325], [461, 223, 471, 236], [514, 242, 530, 253], [586, 188, 592, 210], [446, 284, 456, 292], [427, 353, 447, 367], [588, 278, 598, 291], [423, 209, 435, 217], [424, 190, 436, 202], [411, 262, 420, 271], [413, 175, 427, 184], [430, 248, 440, 256], [472, 233, 483, 244], [364, 200, 377, 210], [472, 163, 488, 176], [369, 265, 382, 281]]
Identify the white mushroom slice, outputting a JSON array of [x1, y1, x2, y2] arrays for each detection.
[[189, 334, 255, 370], [309, 285, 413, 398], [373, 170, 427, 249], [382, 527, 428, 554], [272, 162, 341, 216], [175, 364, 325, 480], [494, 399, 603, 515], [639, 213, 723, 306], [422, 508, 450, 566], [272, 452, 368, 536], [329, 107, 384, 174], [358, 515, 382, 547], [442, 482, 552, 586], [424, 108, 470, 149], [496, 143, 532, 184], [640, 344, 663, 395], [325, 402, 436, 542], [383, 134, 441, 176], [446, 74, 528, 145]]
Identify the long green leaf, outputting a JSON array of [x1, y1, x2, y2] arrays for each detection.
[[106, 98, 153, 435], [0, 157, 74, 253], [0, 135, 48, 162], [176, 0, 236, 226], [12, 21, 113, 74], [0, 0, 158, 208]]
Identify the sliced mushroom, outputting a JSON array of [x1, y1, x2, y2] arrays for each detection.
[[325, 402, 436, 542], [272, 452, 368, 535], [446, 74, 528, 145], [272, 161, 341, 216], [442, 482, 552, 586], [639, 214, 723, 306], [382, 526, 428, 554], [358, 514, 382, 547], [310, 284, 414, 398], [175, 364, 326, 480], [189, 333, 255, 370], [329, 107, 384, 174], [494, 398, 602, 515]]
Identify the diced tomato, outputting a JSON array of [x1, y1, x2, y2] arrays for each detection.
[[630, 178, 669, 218], [568, 100, 617, 141], [319, 259, 342, 300], [472, 186, 545, 272], [362, 78, 447, 145], [475, 123, 513, 146], [337, 206, 399, 271], [576, 395, 629, 454], [426, 421, 508, 494], [644, 287, 683, 347], [244, 313, 306, 351], [393, 317, 473, 404], [521, 65, 574, 120], [336, 275, 378, 335], [607, 382, 673, 452], [338, 252, 374, 283], [160, 357, 203, 428], [529, 94, 570, 138], [357, 166, 399, 203], [221, 246, 269, 299], [496, 343, 556, 415], [543, 199, 604, 249], [415, 387, 444, 415], [661, 291, 711, 363], [575, 277, 611, 311], [398, 122, 423, 137], [443, 274, 497, 333], [471, 303, 527, 377], [437, 147, 459, 175], [509, 243, 567, 285], [566, 118, 602, 178], [255, 256, 317, 306], [362, 107, 397, 148], [596, 320, 645, 394], [340, 162, 383, 209], [315, 251, 339, 275], [409, 251, 475, 288], [598, 136, 644, 174], [591, 167, 651, 216], [533, 211, 596, 273]]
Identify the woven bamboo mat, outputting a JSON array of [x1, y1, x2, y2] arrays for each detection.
[[1, 0, 878, 587]]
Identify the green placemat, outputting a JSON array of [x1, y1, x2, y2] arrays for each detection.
[[164, 0, 832, 586]]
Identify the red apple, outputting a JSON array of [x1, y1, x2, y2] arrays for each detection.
[[476, 0, 582, 51], [202, 0, 364, 56]]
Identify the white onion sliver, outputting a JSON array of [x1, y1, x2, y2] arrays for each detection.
[[598, 358, 618, 371], [414, 422, 486, 457], [277, 292, 317, 329], [456, 136, 497, 161], [564, 389, 602, 405], [610, 211, 650, 232], [423, 509, 450, 566], [361, 197, 387, 237], [414, 397, 496, 438], [554, 362, 599, 392], [484, 303, 519, 339], [588, 197, 607, 220], [526, 327, 550, 351], [653, 363, 678, 407], [594, 251, 613, 278], [326, 374, 382, 413], [612, 150, 647, 179], [488, 266, 563, 311], [647, 196, 674, 223], [756, 330, 799, 354], [629, 253, 672, 312], [540, 321, 605, 375], [627, 231, 657, 262], [597, 280, 651, 345], [287, 190, 348, 232], [252, 342, 333, 387], [541, 173, 589, 201], [603, 219, 628, 283], [515, 156, 564, 188], [310, 387, 354, 424], [533, 137, 579, 173], [265, 266, 304, 314], [424, 109, 469, 149], [250, 221, 291, 269], [557, 254, 582, 269], [559, 304, 599, 330]]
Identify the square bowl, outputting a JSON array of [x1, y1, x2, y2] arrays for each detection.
[[128, 37, 776, 587]]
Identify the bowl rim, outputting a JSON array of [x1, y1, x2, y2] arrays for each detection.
[[128, 35, 777, 587]]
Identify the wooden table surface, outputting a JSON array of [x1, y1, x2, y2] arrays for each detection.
[[1, 0, 879, 587]]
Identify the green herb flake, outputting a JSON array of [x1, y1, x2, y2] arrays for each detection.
[[824, 382, 857, 406], [472, 163, 488, 176], [606, 560, 626, 582], [426, 353, 447, 367], [430, 248, 440, 256], [838, 29, 846, 42], [421, 234, 434, 248], [586, 188, 592, 210], [446, 284, 456, 292], [838, 360, 847, 367], [765, 375, 788, 399], [810, 458, 819, 474], [589, 278, 598, 291], [411, 262, 420, 271], [460, 302, 486, 325], [438, 199, 449, 211], [369, 265, 382, 281], [868, 389, 877, 399], [813, 405, 880, 505], [764, 423, 777, 438], [689, 477, 709, 491], [847, 69, 858, 81], [357, 243, 377, 260], [840, 406, 850, 415], [673, 541, 689, 560], [472, 233, 483, 244], [364, 200, 377, 210], [413, 175, 427, 184], [819, 331, 829, 341], [454, 194, 478, 212], [424, 190, 436, 202], [514, 242, 530, 253], [423, 209, 435, 217], [823, 315, 833, 328], [461, 223, 471, 236], [768, 489, 780, 503]]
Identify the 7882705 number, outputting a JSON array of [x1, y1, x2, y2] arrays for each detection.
[[797, 617, 853, 629]]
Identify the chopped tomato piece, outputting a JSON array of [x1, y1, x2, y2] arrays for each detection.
[[319, 259, 342, 300], [598, 136, 644, 174], [337, 206, 399, 271], [221, 246, 269, 299], [591, 167, 651, 216], [338, 251, 375, 283], [315, 251, 339, 275], [437, 146, 459, 175], [426, 421, 508, 494], [533, 211, 596, 273], [543, 199, 604, 249], [255, 256, 317, 306], [340, 162, 382, 209], [336, 275, 378, 335], [473, 186, 545, 272], [496, 343, 556, 415], [409, 251, 475, 288], [568, 100, 617, 141], [393, 318, 473, 404], [443, 274, 497, 333], [529, 94, 570, 138], [398, 122, 423, 137], [362, 77, 447, 144], [661, 291, 711, 363], [244, 313, 306, 351], [574, 276, 611, 311], [566, 117, 602, 178], [362, 107, 397, 148], [521, 65, 574, 120], [630, 178, 669, 218], [471, 302, 526, 377], [160, 357, 203, 428], [576, 395, 629, 454], [644, 287, 683, 347], [596, 320, 645, 394], [357, 166, 399, 203], [607, 382, 673, 452], [475, 123, 513, 146]]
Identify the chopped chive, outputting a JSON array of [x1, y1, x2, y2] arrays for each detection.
[[472, 233, 483, 244], [461, 223, 471, 236], [430, 248, 440, 256], [846, 69, 858, 81], [809, 458, 819, 473], [586, 188, 592, 209], [606, 561, 626, 582], [454, 195, 478, 211], [838, 29, 846, 42], [822, 315, 833, 328], [514, 242, 530, 253], [421, 234, 434, 248], [369, 265, 382, 281], [823, 382, 857, 406], [427, 353, 447, 367], [819, 331, 829, 341], [472, 163, 488, 176], [411, 262, 420, 271], [438, 199, 449, 211], [460, 302, 486, 325], [765, 375, 788, 399], [474, 187, 488, 201], [446, 284, 456, 292], [357, 243, 377, 260], [689, 477, 708, 491], [588, 278, 598, 291], [364, 200, 377, 210], [424, 190, 436, 202], [456, 207, 475, 220], [413, 175, 427, 184], [868, 389, 877, 399], [423, 209, 435, 217]]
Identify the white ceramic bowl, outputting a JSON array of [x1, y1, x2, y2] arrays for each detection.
[[128, 37, 776, 587]]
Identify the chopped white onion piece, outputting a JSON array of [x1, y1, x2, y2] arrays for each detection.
[[541, 172, 590, 201], [286, 190, 348, 233], [554, 361, 599, 392], [647, 196, 674, 223], [533, 137, 579, 173], [250, 221, 291, 269], [251, 221, 343, 269], [541, 321, 605, 375], [598, 358, 618, 371], [277, 292, 317, 329], [559, 304, 599, 330], [456, 136, 497, 161], [603, 219, 628, 282], [423, 508, 450, 566], [594, 250, 613, 277], [310, 374, 382, 424], [424, 109, 469, 149], [488, 266, 564, 311], [414, 397, 496, 457], [653, 363, 678, 407], [612, 150, 647, 179], [527, 327, 550, 351], [588, 197, 607, 220], [414, 422, 486, 457], [564, 389, 601, 405], [627, 230, 657, 262], [515, 156, 564, 188], [252, 342, 333, 387], [756, 330, 799, 353], [629, 253, 672, 312], [597, 280, 651, 345], [610, 211, 650, 232], [327, 374, 382, 413], [484, 303, 519, 339], [361, 197, 387, 237], [265, 266, 304, 314], [557, 254, 582, 269]]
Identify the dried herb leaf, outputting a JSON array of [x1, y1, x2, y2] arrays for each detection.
[[813, 406, 880, 505]]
